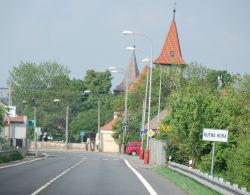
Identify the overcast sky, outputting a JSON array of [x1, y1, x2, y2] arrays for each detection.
[[0, 0, 249, 88]]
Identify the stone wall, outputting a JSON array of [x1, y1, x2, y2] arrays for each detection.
[[29, 141, 87, 151]]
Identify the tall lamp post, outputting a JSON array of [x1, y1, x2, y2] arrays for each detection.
[[140, 57, 150, 160], [123, 30, 153, 164], [109, 66, 128, 153], [53, 99, 69, 150], [83, 90, 101, 152]]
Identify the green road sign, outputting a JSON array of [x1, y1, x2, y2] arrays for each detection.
[[28, 119, 36, 127]]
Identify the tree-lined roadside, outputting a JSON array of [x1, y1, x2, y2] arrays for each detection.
[[0, 61, 249, 190]]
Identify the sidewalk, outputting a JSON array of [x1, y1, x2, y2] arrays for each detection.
[[112, 153, 157, 169], [127, 155, 157, 169]]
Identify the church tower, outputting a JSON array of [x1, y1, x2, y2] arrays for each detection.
[[113, 50, 139, 95], [154, 8, 185, 66]]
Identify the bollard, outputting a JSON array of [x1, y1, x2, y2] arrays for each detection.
[[139, 147, 144, 160], [144, 148, 149, 164], [188, 159, 193, 168]]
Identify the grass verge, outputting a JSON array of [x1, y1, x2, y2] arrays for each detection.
[[0, 151, 24, 163], [154, 166, 220, 195]]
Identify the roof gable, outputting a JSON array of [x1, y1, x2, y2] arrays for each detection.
[[145, 108, 171, 130], [100, 117, 118, 131]]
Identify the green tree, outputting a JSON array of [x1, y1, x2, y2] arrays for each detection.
[[70, 70, 114, 142], [157, 64, 250, 190], [226, 135, 250, 190], [84, 69, 112, 95], [8, 61, 84, 140], [0, 106, 4, 128]]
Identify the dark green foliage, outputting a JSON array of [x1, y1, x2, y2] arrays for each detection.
[[0, 106, 4, 128], [226, 136, 250, 190], [9, 62, 114, 143], [0, 151, 23, 163], [159, 64, 250, 190], [84, 69, 112, 95]]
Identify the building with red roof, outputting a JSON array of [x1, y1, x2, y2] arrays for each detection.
[[96, 113, 119, 153], [0, 100, 28, 148]]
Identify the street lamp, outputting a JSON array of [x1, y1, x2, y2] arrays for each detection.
[[123, 30, 153, 164], [139, 57, 150, 160], [109, 66, 128, 153], [83, 90, 101, 152], [125, 46, 136, 51], [158, 67, 162, 123], [53, 99, 69, 150]]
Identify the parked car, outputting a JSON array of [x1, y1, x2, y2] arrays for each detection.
[[125, 141, 141, 156]]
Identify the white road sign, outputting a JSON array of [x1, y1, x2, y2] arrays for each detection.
[[202, 128, 228, 143], [4, 106, 16, 117]]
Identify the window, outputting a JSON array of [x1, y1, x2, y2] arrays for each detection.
[[170, 51, 175, 57]]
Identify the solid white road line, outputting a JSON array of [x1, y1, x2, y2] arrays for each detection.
[[30, 158, 85, 195], [124, 159, 158, 195]]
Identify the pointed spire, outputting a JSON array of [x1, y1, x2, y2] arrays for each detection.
[[154, 6, 185, 66], [114, 50, 139, 94], [173, 2, 176, 20]]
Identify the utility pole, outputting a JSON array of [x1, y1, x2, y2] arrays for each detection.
[[8, 81, 12, 106], [8, 82, 12, 147], [66, 105, 69, 150], [97, 99, 101, 152], [157, 67, 162, 123], [34, 107, 38, 157]]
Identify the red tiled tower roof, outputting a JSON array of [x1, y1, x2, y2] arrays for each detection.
[[154, 10, 185, 66]]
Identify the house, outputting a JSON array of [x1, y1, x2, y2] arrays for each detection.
[[96, 114, 119, 153], [0, 101, 27, 148], [145, 108, 171, 131]]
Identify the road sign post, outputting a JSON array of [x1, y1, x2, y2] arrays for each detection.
[[139, 129, 146, 160], [147, 129, 155, 138], [202, 128, 228, 176]]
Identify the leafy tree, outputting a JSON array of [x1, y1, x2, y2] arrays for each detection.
[[111, 64, 185, 146], [205, 70, 233, 90], [84, 69, 112, 95], [8, 61, 85, 140], [70, 70, 114, 142], [226, 135, 250, 191], [156, 63, 249, 190], [0, 106, 4, 128]]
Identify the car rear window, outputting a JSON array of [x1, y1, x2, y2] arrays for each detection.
[[131, 144, 141, 147]]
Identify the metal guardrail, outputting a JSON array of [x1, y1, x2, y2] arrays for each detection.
[[167, 161, 249, 195]]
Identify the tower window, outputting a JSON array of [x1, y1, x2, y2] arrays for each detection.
[[170, 51, 175, 57]]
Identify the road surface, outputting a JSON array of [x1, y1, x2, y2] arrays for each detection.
[[0, 151, 186, 195]]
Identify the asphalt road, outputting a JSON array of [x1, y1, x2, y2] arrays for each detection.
[[0, 151, 186, 195]]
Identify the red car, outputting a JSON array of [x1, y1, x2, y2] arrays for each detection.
[[125, 141, 141, 156]]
